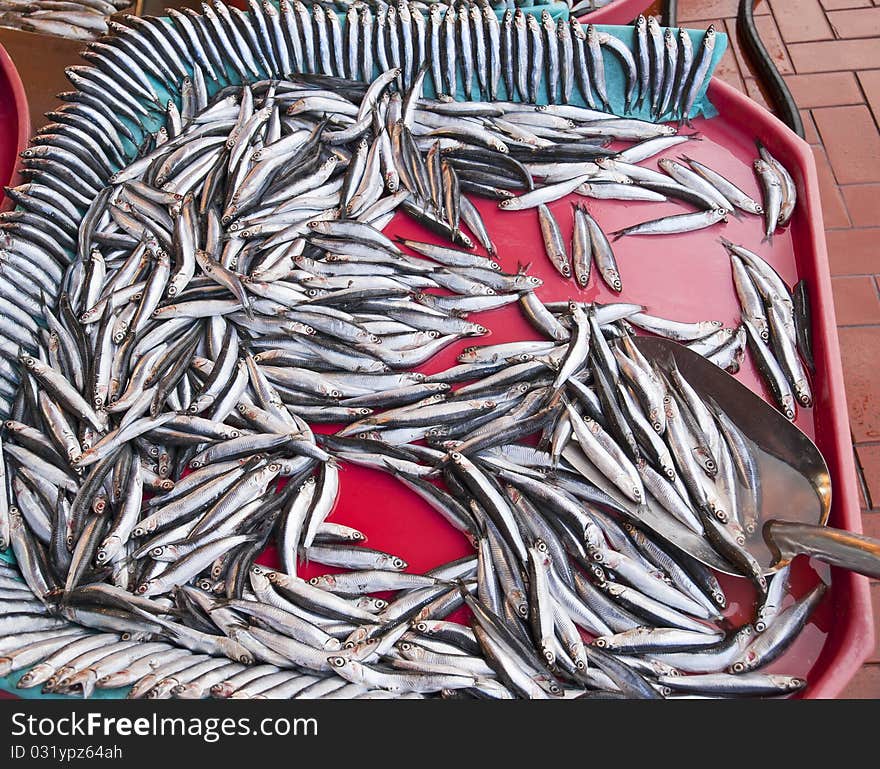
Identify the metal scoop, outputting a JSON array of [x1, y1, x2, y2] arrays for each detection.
[[564, 336, 880, 578]]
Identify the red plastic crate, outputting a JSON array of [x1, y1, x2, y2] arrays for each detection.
[[0, 40, 29, 210]]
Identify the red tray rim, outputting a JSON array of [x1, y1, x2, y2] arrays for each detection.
[[708, 77, 874, 699], [577, 0, 654, 23], [0, 40, 30, 209]]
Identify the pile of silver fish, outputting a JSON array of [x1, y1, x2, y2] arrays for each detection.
[[724, 239, 813, 422], [0, 0, 129, 41], [0, 3, 821, 699]]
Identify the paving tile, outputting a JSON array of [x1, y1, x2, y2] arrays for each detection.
[[744, 78, 771, 110], [826, 228, 880, 274], [820, 0, 873, 9], [857, 445, 880, 505], [813, 106, 880, 184], [869, 580, 880, 663], [840, 663, 880, 698], [784, 72, 863, 107], [862, 508, 880, 536], [841, 184, 880, 226], [828, 7, 880, 37], [678, 0, 746, 21], [754, 13, 795, 74], [858, 70, 880, 125], [788, 39, 880, 72], [832, 276, 880, 324], [715, 55, 746, 95], [691, 18, 746, 92], [770, 0, 834, 42], [802, 110, 821, 143], [724, 17, 754, 83], [838, 326, 880, 442], [812, 145, 852, 228]]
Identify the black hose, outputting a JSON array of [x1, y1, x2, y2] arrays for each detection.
[[661, 0, 677, 28], [736, 0, 805, 139]]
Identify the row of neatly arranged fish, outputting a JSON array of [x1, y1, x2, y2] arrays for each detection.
[[0, 3, 820, 699], [313, 1, 616, 13], [45, 0, 722, 123], [0, 0, 129, 41]]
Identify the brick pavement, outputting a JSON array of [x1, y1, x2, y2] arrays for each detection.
[[671, 0, 880, 698]]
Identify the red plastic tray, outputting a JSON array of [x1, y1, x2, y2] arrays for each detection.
[[259, 76, 872, 699], [0, 70, 869, 698], [577, 0, 655, 23], [0, 40, 29, 211]]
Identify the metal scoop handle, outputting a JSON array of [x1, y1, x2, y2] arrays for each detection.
[[766, 520, 880, 579]]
